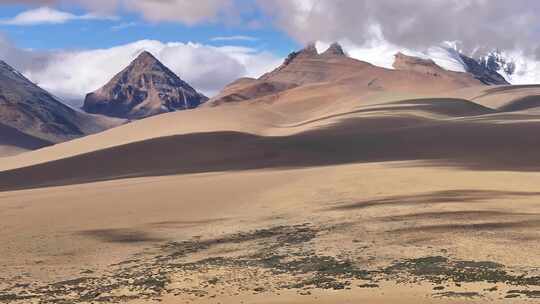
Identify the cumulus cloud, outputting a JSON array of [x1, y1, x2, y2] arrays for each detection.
[[0, 0, 120, 14], [0, 38, 282, 105], [0, 7, 116, 25], [0, 0, 235, 24], [0, 34, 52, 71], [123, 0, 235, 25], [258, 0, 540, 58]]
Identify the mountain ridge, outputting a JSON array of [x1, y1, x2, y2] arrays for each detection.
[[0, 59, 115, 154], [207, 42, 487, 107]]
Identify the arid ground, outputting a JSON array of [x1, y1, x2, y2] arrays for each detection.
[[2, 84, 540, 303]]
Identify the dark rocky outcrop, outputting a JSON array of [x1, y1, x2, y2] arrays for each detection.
[[459, 54, 510, 85], [0, 60, 92, 145], [320, 42, 347, 57]]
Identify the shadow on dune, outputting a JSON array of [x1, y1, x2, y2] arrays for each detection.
[[389, 219, 540, 234], [284, 98, 495, 128], [379, 210, 538, 221], [0, 122, 52, 150], [78, 228, 165, 243], [499, 95, 540, 112], [329, 189, 540, 211], [3, 112, 540, 191], [471, 84, 540, 100]]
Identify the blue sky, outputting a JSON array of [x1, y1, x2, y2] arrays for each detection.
[[0, 3, 298, 56]]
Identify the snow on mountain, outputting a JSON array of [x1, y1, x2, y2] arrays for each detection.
[[474, 49, 540, 86], [315, 40, 468, 73], [316, 40, 515, 85]]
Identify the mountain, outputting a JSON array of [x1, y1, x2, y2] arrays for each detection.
[[393, 46, 510, 85], [0, 60, 114, 155], [83, 51, 208, 119], [459, 53, 510, 85], [207, 42, 485, 106]]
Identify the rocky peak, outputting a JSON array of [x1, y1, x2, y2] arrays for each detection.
[[281, 42, 319, 67], [300, 42, 318, 56], [136, 50, 157, 60], [83, 51, 207, 119], [459, 53, 510, 85], [392, 52, 449, 78], [130, 51, 160, 67], [321, 42, 346, 57], [393, 52, 441, 70]]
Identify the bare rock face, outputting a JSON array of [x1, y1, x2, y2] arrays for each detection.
[[393, 52, 509, 86], [393, 52, 445, 76], [0, 60, 88, 145], [392, 52, 483, 88], [83, 51, 208, 119], [459, 53, 510, 85]]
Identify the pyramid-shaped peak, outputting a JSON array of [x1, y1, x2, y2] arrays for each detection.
[[137, 50, 156, 59], [83, 49, 207, 119], [321, 42, 346, 57], [126, 50, 179, 78], [132, 51, 161, 65]]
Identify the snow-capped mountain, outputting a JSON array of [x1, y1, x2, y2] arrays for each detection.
[[316, 41, 516, 86], [478, 50, 516, 77]]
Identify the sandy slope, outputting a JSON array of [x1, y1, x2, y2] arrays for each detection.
[[3, 78, 540, 302], [447, 84, 540, 109]]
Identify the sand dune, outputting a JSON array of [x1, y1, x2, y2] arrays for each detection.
[[2, 96, 540, 192], [2, 79, 540, 191], [448, 84, 540, 109]]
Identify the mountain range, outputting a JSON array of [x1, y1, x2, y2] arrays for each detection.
[[0, 42, 518, 156]]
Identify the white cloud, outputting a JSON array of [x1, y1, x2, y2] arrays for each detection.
[[111, 21, 137, 31], [0, 6, 117, 26], [211, 35, 259, 42], [0, 0, 236, 25], [258, 0, 540, 58], [123, 0, 234, 25], [1, 39, 282, 105]]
